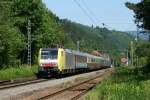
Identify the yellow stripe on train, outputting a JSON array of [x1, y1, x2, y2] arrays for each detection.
[[58, 48, 65, 71]]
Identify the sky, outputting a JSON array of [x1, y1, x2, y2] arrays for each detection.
[[42, 0, 140, 31]]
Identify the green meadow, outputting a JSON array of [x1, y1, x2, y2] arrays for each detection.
[[85, 66, 150, 100], [0, 65, 38, 80]]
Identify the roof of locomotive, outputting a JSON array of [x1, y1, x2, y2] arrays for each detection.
[[40, 48, 58, 51]]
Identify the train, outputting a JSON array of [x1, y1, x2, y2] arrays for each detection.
[[38, 48, 111, 78]]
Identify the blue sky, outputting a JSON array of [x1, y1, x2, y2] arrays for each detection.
[[42, 0, 140, 31]]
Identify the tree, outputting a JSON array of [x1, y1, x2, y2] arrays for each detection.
[[12, 0, 65, 64], [135, 42, 150, 60], [125, 0, 150, 30], [0, 0, 25, 67]]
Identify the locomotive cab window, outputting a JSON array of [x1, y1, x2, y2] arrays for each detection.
[[41, 49, 58, 59]]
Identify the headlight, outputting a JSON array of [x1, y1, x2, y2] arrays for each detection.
[[40, 64, 43, 66]]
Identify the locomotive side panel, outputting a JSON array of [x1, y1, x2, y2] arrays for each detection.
[[63, 49, 75, 73]]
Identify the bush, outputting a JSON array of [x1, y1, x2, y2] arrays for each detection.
[[0, 65, 38, 80]]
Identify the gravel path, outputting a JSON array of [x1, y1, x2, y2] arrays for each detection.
[[0, 69, 110, 100]]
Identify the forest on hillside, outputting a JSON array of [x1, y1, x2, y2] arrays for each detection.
[[0, 0, 135, 68], [61, 19, 134, 51]]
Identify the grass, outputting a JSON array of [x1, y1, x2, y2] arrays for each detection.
[[0, 65, 38, 80], [85, 66, 150, 100]]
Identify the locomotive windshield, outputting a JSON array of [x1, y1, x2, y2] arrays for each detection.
[[41, 49, 58, 59]]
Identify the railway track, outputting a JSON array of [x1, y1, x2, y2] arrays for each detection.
[[0, 78, 48, 90], [38, 68, 112, 100]]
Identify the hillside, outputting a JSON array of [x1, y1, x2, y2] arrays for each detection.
[[61, 19, 134, 51], [126, 31, 149, 40]]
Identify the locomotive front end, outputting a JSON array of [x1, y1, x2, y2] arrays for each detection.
[[38, 48, 59, 77]]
